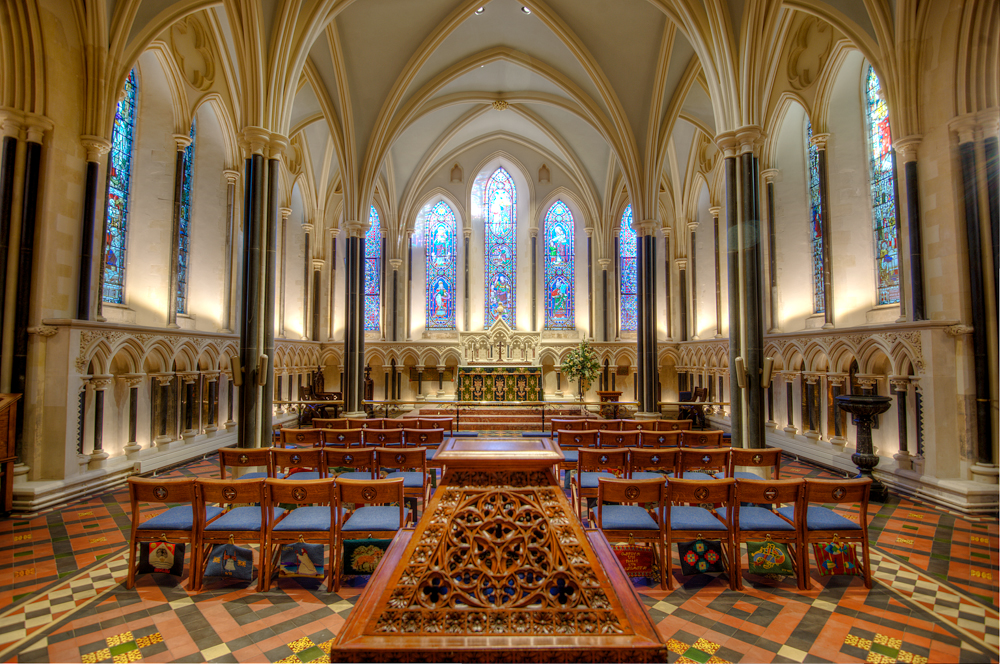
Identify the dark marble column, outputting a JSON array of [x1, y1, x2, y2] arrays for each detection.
[[688, 222, 698, 338], [811, 132, 835, 328], [890, 377, 911, 470], [88, 376, 112, 466], [0, 119, 20, 327], [181, 374, 197, 438], [302, 221, 312, 339], [741, 146, 766, 449], [721, 146, 743, 446], [677, 260, 688, 342], [154, 375, 173, 447], [343, 218, 367, 415], [277, 207, 289, 336], [257, 147, 281, 448], [586, 229, 594, 339], [221, 170, 240, 333], [206, 374, 219, 433], [635, 220, 659, 414], [710, 207, 722, 337], [985, 134, 999, 312], [664, 233, 672, 340], [613, 233, 621, 341], [77, 136, 110, 320], [599, 259, 610, 341], [390, 258, 401, 341], [531, 228, 538, 330], [312, 260, 323, 340], [895, 139, 925, 320], [761, 169, 780, 332], [122, 375, 144, 454], [329, 231, 337, 341]]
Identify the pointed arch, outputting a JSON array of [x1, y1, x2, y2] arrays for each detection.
[[543, 200, 575, 330]]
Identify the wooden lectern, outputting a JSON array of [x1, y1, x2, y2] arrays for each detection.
[[597, 390, 623, 419]]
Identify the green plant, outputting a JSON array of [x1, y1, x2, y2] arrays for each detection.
[[561, 340, 602, 398]]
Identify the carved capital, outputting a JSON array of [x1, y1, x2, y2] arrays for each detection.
[[894, 135, 922, 163], [279, 207, 292, 220], [714, 130, 739, 158], [172, 133, 193, 151], [301, 223, 314, 235], [529, 227, 539, 238], [268, 133, 289, 160], [675, 258, 688, 270], [120, 373, 146, 387], [889, 376, 910, 392], [584, 227, 594, 238], [28, 325, 58, 337], [203, 371, 220, 382], [946, 324, 974, 336], [80, 135, 111, 161], [154, 373, 174, 386], [223, 169, 240, 185], [240, 126, 270, 156], [312, 259, 325, 271], [826, 373, 848, 388], [91, 375, 114, 389], [735, 125, 764, 154], [598, 258, 611, 270], [809, 132, 830, 150], [179, 372, 200, 384], [23, 114, 52, 143], [0, 109, 23, 138], [708, 206, 721, 217], [761, 168, 779, 183], [389, 258, 403, 270], [686, 220, 699, 232], [949, 113, 979, 144], [639, 220, 658, 235], [854, 374, 879, 388], [345, 220, 366, 238], [804, 372, 821, 385]]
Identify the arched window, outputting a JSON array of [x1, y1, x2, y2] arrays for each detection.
[[102, 68, 138, 305], [619, 204, 637, 332], [364, 205, 381, 331], [484, 167, 516, 326], [865, 66, 900, 305], [424, 200, 457, 330], [176, 119, 196, 314], [806, 120, 824, 314], [543, 200, 575, 329]]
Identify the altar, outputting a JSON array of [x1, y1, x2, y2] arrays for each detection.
[[457, 366, 542, 401]]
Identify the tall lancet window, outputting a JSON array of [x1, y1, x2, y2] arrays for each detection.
[[364, 205, 381, 331], [176, 119, 196, 314], [619, 204, 637, 332], [424, 201, 457, 330], [865, 66, 900, 305], [543, 200, 575, 329], [102, 68, 138, 305], [484, 167, 516, 326], [806, 120, 824, 314]]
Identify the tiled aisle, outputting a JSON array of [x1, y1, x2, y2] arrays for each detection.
[[0, 455, 996, 663]]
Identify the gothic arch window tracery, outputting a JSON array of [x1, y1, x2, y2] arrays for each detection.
[[543, 200, 575, 330], [864, 66, 900, 305], [176, 119, 196, 314], [619, 204, 637, 332], [365, 205, 381, 331], [424, 200, 457, 330], [484, 167, 516, 326], [102, 68, 138, 305]]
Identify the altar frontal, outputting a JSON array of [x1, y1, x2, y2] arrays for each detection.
[[457, 366, 542, 401]]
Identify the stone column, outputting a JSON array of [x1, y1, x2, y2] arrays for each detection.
[[77, 134, 111, 320], [783, 373, 798, 435], [688, 220, 699, 339], [663, 229, 672, 340], [221, 169, 240, 332], [154, 374, 174, 447], [585, 228, 594, 339], [710, 207, 723, 338], [343, 218, 367, 416], [890, 376, 912, 470], [224, 371, 236, 430], [554, 365, 564, 397], [675, 259, 688, 341], [461, 228, 469, 333], [328, 229, 338, 341], [180, 373, 199, 440], [88, 376, 113, 469], [278, 207, 291, 336], [415, 366, 425, 401], [312, 259, 324, 341], [301, 222, 314, 340], [437, 365, 447, 397], [636, 219, 660, 417], [0, 112, 21, 339], [390, 258, 402, 341], [761, 169, 780, 332], [204, 372, 220, 436], [121, 374, 145, 455], [910, 376, 925, 474], [167, 133, 192, 328], [530, 227, 538, 330], [894, 137, 926, 320], [613, 230, 621, 341], [598, 259, 611, 341], [810, 131, 835, 329], [75, 377, 91, 473], [827, 373, 848, 448], [803, 373, 822, 441]]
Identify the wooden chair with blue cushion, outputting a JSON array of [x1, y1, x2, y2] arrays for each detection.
[[418, 417, 453, 435], [592, 477, 668, 589], [594, 419, 623, 432], [388, 418, 419, 430], [550, 418, 588, 434], [556, 429, 598, 490], [312, 418, 350, 430], [776, 478, 873, 590], [724, 478, 804, 590], [628, 447, 679, 483], [656, 419, 692, 432], [348, 417, 385, 430], [664, 477, 737, 590], [322, 427, 364, 448], [598, 430, 640, 449], [324, 447, 378, 482], [619, 419, 655, 432], [366, 427, 404, 448], [571, 447, 628, 523], [270, 447, 325, 480], [639, 430, 681, 449], [219, 447, 274, 480], [719, 447, 782, 480], [680, 430, 726, 447], [279, 428, 324, 448], [676, 447, 731, 480], [193, 478, 281, 592], [263, 478, 340, 591], [334, 477, 408, 591], [377, 446, 431, 518], [126, 477, 222, 589]]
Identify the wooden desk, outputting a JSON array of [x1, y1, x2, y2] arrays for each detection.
[[331, 438, 668, 662], [0, 394, 22, 515]]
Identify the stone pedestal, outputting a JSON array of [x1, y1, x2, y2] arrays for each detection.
[[836, 394, 893, 502]]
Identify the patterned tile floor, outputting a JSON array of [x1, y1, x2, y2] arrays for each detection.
[[0, 453, 996, 663]]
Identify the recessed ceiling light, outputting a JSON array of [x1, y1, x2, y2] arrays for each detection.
[[475, 7, 485, 14], [521, 6, 531, 14]]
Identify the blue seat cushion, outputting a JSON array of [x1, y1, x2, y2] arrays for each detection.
[[560, 449, 579, 463], [425, 448, 437, 460], [668, 505, 727, 531], [206, 506, 285, 531], [718, 506, 794, 531], [597, 505, 659, 531], [578, 471, 616, 489], [385, 471, 426, 488], [336, 471, 374, 482], [715, 471, 767, 480], [283, 471, 322, 481], [273, 505, 344, 532], [630, 471, 667, 483], [237, 471, 269, 479], [776, 505, 860, 531], [342, 505, 408, 532], [676, 471, 716, 481], [140, 505, 223, 531]]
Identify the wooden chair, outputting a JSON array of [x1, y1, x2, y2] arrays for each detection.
[[619, 419, 655, 432], [594, 419, 623, 431], [598, 430, 641, 449], [377, 446, 431, 518], [721, 447, 783, 480], [664, 477, 737, 590], [324, 447, 378, 481], [218, 447, 274, 480], [555, 429, 599, 490], [193, 478, 274, 591], [628, 447, 679, 483], [279, 428, 324, 448], [593, 477, 668, 589], [639, 430, 681, 449], [126, 478, 220, 589], [321, 428, 364, 448], [387, 418, 419, 430], [676, 447, 731, 481], [312, 418, 350, 430], [263, 478, 339, 591], [365, 428, 404, 448], [333, 477, 408, 591], [348, 417, 385, 430], [680, 430, 726, 447], [776, 478, 873, 589], [726, 478, 804, 590], [270, 447, 325, 480], [550, 418, 588, 433], [656, 419, 693, 432], [418, 417, 453, 435], [571, 448, 628, 523], [404, 428, 444, 459]]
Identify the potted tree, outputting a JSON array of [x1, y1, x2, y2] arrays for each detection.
[[561, 340, 602, 414]]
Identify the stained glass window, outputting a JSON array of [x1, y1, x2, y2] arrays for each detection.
[[865, 66, 900, 305], [619, 204, 637, 332], [364, 205, 381, 331], [543, 200, 575, 329], [424, 201, 457, 330], [176, 119, 195, 314], [484, 167, 516, 326], [102, 69, 138, 305], [806, 120, 824, 314]]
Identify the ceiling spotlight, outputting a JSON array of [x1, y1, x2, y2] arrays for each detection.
[[521, 6, 531, 14], [475, 7, 485, 14]]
